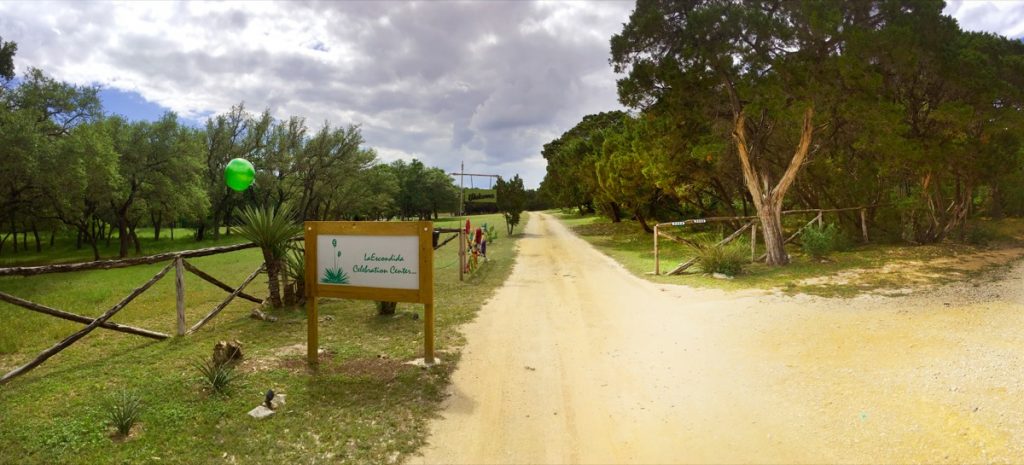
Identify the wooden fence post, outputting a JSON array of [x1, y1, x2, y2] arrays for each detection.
[[750, 224, 757, 263], [175, 256, 186, 336], [458, 229, 465, 282], [860, 208, 869, 243], [653, 224, 660, 275], [816, 211, 823, 227]]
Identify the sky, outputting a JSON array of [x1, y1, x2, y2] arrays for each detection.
[[1, 1, 1022, 189]]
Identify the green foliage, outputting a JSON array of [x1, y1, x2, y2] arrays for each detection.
[[0, 35, 15, 81], [234, 204, 301, 257], [234, 204, 302, 307], [106, 390, 142, 437], [693, 241, 747, 277], [322, 266, 349, 284], [194, 358, 240, 395], [802, 224, 840, 259], [0, 213, 522, 464], [496, 175, 527, 235]]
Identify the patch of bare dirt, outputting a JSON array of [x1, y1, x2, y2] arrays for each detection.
[[241, 343, 408, 381], [796, 246, 1024, 292]]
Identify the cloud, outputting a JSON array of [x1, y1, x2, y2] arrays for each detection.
[[3, 1, 1018, 188], [0, 0, 634, 188]]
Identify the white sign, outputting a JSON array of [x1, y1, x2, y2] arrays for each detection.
[[316, 235, 420, 290]]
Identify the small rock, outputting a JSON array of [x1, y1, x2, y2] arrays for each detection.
[[248, 405, 275, 419], [711, 272, 734, 280], [250, 309, 277, 322]]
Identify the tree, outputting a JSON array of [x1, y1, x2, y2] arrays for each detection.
[[0, 36, 16, 82], [234, 204, 302, 308], [106, 113, 205, 257], [496, 175, 526, 235], [610, 1, 905, 264], [43, 122, 120, 260]]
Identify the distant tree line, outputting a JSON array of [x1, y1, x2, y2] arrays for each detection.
[[0, 37, 463, 259], [541, 1, 1024, 264]]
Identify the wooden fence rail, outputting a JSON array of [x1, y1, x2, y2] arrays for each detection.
[[0, 291, 169, 340], [0, 262, 175, 385], [653, 207, 874, 275], [0, 240, 276, 384]]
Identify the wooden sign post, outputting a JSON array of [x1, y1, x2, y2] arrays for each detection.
[[304, 221, 435, 366]]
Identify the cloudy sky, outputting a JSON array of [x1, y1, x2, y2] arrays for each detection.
[[1, 1, 1022, 188]]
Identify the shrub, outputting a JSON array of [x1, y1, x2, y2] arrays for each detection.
[[693, 240, 747, 276], [802, 223, 839, 258], [195, 358, 240, 395], [107, 390, 142, 438]]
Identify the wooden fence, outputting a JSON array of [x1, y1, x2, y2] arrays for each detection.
[[653, 207, 872, 275], [0, 242, 267, 385]]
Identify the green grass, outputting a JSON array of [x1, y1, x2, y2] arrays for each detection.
[[548, 209, 1024, 297], [0, 213, 524, 464], [0, 227, 247, 267]]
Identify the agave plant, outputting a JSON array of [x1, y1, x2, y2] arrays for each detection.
[[106, 390, 143, 438], [234, 204, 302, 308], [283, 247, 306, 304]]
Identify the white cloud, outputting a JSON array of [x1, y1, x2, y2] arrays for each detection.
[[3, 1, 1018, 189], [0, 0, 634, 188]]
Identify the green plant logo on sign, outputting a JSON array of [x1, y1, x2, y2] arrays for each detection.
[[321, 238, 350, 284]]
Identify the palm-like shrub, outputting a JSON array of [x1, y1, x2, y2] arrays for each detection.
[[692, 239, 747, 277], [283, 248, 306, 304], [194, 358, 240, 395], [107, 390, 143, 438], [234, 205, 302, 308]]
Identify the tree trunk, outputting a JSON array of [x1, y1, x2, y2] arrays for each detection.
[[282, 261, 295, 306], [757, 204, 787, 265], [609, 202, 622, 223], [989, 184, 1004, 219], [634, 209, 653, 234], [117, 216, 130, 258], [32, 223, 40, 252], [377, 301, 397, 316], [731, 107, 814, 266], [50, 229, 56, 247], [131, 227, 141, 254], [10, 218, 17, 253], [263, 249, 282, 308], [76, 229, 82, 249], [152, 212, 162, 241]]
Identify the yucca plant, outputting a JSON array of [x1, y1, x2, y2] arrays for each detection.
[[107, 390, 143, 438], [234, 204, 302, 308], [691, 239, 747, 277], [195, 358, 240, 395], [283, 247, 306, 304]]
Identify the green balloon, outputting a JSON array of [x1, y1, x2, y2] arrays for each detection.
[[224, 158, 255, 192]]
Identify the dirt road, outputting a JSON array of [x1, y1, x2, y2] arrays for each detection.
[[414, 212, 1024, 464]]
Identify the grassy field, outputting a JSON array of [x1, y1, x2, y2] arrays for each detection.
[[551, 210, 1024, 297], [0, 227, 247, 267], [0, 214, 523, 464]]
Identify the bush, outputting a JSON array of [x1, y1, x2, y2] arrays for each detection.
[[694, 241, 747, 276], [802, 223, 839, 258], [195, 358, 240, 395], [106, 390, 142, 438]]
